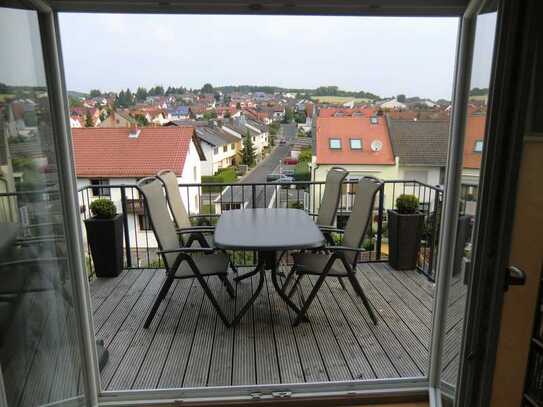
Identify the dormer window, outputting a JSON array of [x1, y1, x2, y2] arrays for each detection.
[[329, 138, 341, 150], [370, 116, 378, 124], [474, 140, 483, 152], [350, 139, 362, 150]]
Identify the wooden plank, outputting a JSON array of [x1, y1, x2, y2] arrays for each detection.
[[131, 279, 194, 389], [323, 277, 402, 379], [100, 272, 164, 388], [107, 278, 180, 390], [157, 280, 205, 388], [278, 267, 328, 383], [364, 265, 431, 345], [356, 270, 427, 374], [183, 278, 221, 387], [306, 276, 375, 380], [264, 273, 305, 384], [296, 275, 352, 381], [378, 266, 434, 312], [90, 270, 130, 312], [372, 263, 433, 328], [253, 274, 281, 384], [231, 274, 256, 386], [401, 268, 435, 297], [93, 269, 147, 336], [207, 274, 236, 386]]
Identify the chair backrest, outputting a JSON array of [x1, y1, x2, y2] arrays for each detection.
[[316, 167, 348, 226], [342, 177, 382, 266], [156, 170, 191, 229], [137, 177, 179, 269]]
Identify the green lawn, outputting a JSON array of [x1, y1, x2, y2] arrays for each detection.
[[0, 94, 15, 102], [310, 95, 373, 104]]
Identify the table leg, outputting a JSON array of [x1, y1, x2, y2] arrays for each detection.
[[230, 259, 265, 327]]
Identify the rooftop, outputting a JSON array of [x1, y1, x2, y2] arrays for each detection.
[[71, 127, 199, 178]]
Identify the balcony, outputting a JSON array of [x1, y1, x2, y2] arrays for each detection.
[[0, 179, 470, 403]]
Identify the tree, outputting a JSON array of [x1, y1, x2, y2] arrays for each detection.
[[282, 107, 294, 123], [298, 147, 312, 163], [68, 96, 83, 108], [84, 112, 93, 127], [89, 89, 101, 98], [203, 110, 217, 120], [241, 131, 256, 166], [133, 113, 149, 127], [397, 94, 406, 103], [148, 86, 164, 96], [201, 83, 214, 94], [99, 110, 107, 122], [135, 87, 148, 102]]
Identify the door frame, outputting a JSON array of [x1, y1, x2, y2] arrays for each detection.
[[12, 0, 512, 406], [455, 0, 538, 405]]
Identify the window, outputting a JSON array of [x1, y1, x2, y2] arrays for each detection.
[[474, 140, 483, 152], [350, 139, 362, 150], [90, 178, 110, 197], [252, 136, 255, 142], [138, 214, 152, 231], [370, 116, 379, 124], [214, 147, 219, 154], [223, 145, 228, 153], [230, 143, 235, 150], [329, 138, 341, 149]]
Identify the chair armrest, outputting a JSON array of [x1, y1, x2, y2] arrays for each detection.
[[176, 226, 215, 235], [325, 245, 365, 253], [318, 226, 345, 233], [157, 247, 215, 255]]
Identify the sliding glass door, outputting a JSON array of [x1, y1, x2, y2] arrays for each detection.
[[0, 5, 88, 406]]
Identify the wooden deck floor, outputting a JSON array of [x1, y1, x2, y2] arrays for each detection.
[[90, 263, 465, 390]]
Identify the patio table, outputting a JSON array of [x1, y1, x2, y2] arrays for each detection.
[[214, 208, 325, 326]]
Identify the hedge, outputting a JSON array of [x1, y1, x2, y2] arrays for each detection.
[[294, 162, 310, 182], [202, 167, 237, 192]]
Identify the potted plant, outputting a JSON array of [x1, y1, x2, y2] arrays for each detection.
[[387, 194, 425, 270], [84, 198, 123, 277]]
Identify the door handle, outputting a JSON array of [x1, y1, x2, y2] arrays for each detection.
[[504, 266, 526, 291]]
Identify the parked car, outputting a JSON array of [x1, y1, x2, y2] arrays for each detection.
[[279, 138, 286, 144], [274, 175, 294, 188], [281, 169, 295, 176], [282, 158, 298, 165], [266, 173, 280, 182]]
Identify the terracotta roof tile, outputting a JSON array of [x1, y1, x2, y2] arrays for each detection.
[[71, 127, 194, 178], [463, 114, 485, 169], [315, 116, 395, 165]]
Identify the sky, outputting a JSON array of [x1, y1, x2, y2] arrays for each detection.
[[57, 14, 463, 100]]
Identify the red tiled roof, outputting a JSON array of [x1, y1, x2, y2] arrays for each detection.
[[318, 106, 374, 118], [315, 116, 395, 165], [463, 114, 486, 169], [72, 127, 195, 178]]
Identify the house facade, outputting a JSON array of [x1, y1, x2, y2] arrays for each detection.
[[71, 126, 205, 254], [98, 110, 135, 128], [195, 125, 241, 175]]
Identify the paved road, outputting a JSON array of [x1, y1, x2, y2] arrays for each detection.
[[242, 123, 297, 183], [220, 123, 298, 208]]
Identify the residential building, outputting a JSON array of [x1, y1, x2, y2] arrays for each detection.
[[222, 116, 269, 161], [167, 105, 190, 120], [71, 126, 205, 250], [98, 110, 135, 128], [377, 98, 407, 110], [195, 125, 241, 175]]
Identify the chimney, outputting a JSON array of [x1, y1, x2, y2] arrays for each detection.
[[129, 125, 141, 139]]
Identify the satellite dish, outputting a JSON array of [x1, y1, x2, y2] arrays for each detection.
[[371, 140, 383, 152]]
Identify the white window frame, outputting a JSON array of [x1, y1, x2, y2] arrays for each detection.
[[33, 1, 489, 406], [329, 138, 341, 149], [349, 138, 362, 150]]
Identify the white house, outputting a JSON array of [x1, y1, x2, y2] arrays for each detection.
[[71, 126, 206, 261], [377, 98, 407, 110], [195, 125, 241, 176], [222, 116, 269, 161]]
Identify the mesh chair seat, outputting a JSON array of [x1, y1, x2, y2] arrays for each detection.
[[292, 252, 351, 277], [174, 253, 229, 278]]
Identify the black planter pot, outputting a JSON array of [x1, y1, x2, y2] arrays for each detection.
[[84, 214, 123, 277], [453, 215, 472, 276], [387, 209, 425, 270]]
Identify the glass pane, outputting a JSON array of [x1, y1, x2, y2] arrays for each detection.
[[0, 7, 86, 406], [440, 9, 498, 400]]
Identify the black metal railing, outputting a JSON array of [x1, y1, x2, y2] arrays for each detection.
[[74, 179, 447, 281]]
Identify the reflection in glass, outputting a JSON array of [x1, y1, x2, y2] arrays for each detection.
[[0, 8, 85, 406], [440, 10, 497, 398]]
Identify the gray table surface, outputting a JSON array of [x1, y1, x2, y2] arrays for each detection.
[[214, 208, 325, 251]]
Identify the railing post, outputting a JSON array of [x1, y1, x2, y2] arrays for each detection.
[[120, 186, 132, 268], [251, 184, 256, 208], [427, 188, 442, 279], [375, 184, 384, 261]]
